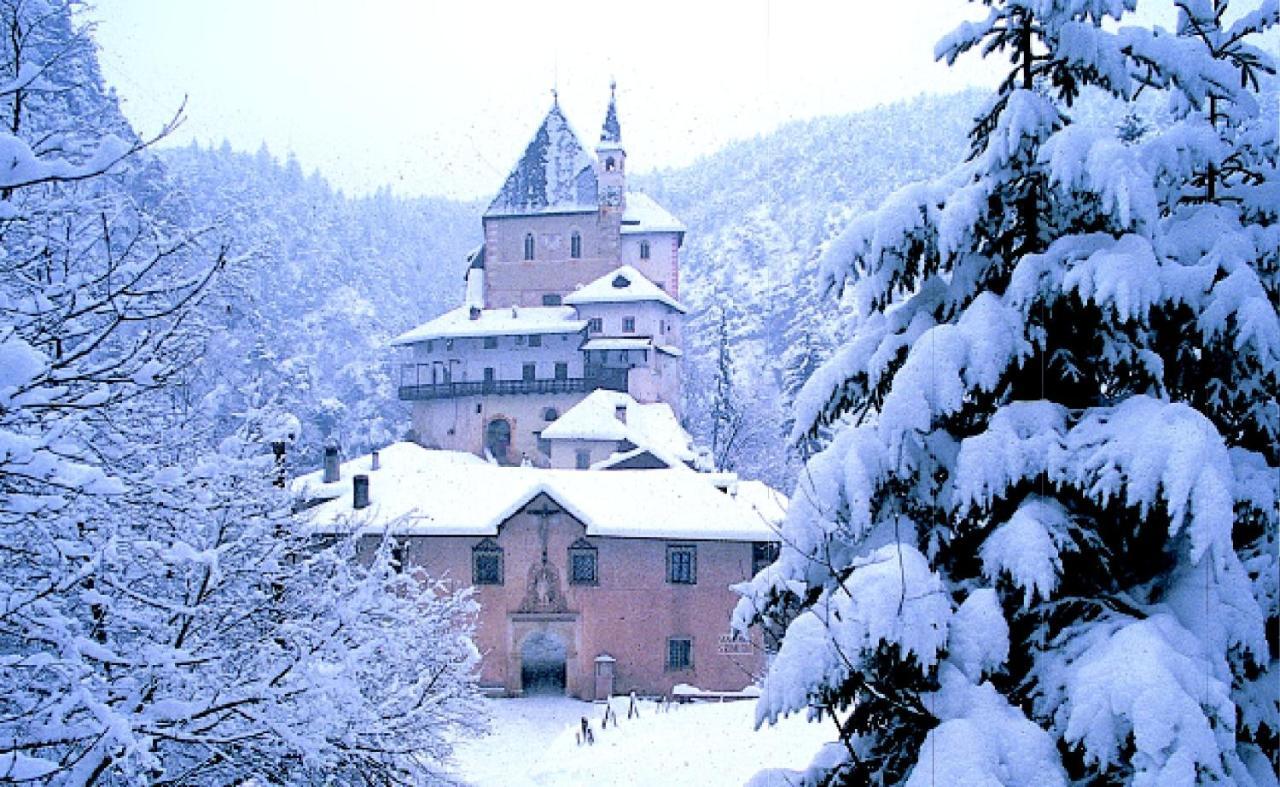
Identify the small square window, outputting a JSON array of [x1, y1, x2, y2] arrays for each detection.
[[542, 293, 562, 306], [569, 539, 597, 585], [667, 544, 696, 584], [529, 334, 542, 347], [622, 317, 636, 333], [666, 637, 692, 671], [588, 318, 603, 333], [752, 542, 779, 576], [484, 336, 498, 349], [473, 539, 503, 585], [575, 449, 591, 470]]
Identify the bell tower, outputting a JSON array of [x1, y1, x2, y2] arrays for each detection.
[[595, 80, 626, 217]]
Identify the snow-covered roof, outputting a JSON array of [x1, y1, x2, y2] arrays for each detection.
[[391, 306, 585, 345], [621, 192, 686, 235], [540, 389, 695, 462], [656, 345, 683, 357], [563, 265, 687, 313], [295, 442, 784, 542], [486, 102, 598, 217], [582, 338, 653, 352]]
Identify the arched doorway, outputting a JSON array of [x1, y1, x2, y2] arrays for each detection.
[[520, 630, 566, 695], [485, 418, 511, 463]]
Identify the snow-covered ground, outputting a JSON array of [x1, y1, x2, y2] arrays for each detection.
[[450, 696, 831, 786]]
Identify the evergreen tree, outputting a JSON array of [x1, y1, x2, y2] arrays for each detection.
[[738, 1, 1278, 785]]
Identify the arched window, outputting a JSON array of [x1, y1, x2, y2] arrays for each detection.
[[543, 407, 559, 422], [605, 157, 616, 172], [485, 418, 511, 462], [639, 240, 650, 260], [570, 231, 582, 259], [524, 233, 535, 260]]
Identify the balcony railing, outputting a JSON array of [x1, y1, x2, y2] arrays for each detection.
[[397, 366, 628, 401]]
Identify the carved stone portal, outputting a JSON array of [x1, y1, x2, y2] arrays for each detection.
[[519, 560, 567, 613]]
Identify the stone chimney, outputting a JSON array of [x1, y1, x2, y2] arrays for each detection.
[[614, 404, 627, 424], [470, 305, 481, 320], [353, 474, 370, 509], [323, 445, 340, 483], [371, 449, 381, 471]]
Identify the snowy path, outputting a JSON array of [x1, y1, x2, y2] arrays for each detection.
[[449, 695, 830, 786]]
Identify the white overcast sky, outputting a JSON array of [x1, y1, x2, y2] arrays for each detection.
[[90, 1, 1265, 200]]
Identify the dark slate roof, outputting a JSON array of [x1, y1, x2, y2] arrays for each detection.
[[485, 103, 598, 217]]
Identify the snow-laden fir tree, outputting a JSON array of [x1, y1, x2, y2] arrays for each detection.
[[0, 2, 483, 782], [737, 1, 1279, 785]]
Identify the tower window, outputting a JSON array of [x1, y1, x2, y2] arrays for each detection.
[[605, 157, 616, 172], [524, 233, 535, 260], [571, 231, 582, 259], [639, 241, 650, 260], [528, 334, 542, 347]]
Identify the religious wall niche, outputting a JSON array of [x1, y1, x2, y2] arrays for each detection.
[[518, 497, 568, 614]]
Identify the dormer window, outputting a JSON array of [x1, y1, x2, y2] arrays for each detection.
[[524, 233, 535, 260], [570, 231, 582, 259], [639, 241, 650, 260]]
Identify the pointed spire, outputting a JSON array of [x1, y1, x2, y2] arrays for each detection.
[[600, 80, 622, 145]]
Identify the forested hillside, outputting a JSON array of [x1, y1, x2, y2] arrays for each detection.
[[158, 144, 480, 468], [639, 91, 984, 486]]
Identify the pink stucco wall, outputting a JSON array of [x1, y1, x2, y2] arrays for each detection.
[[391, 495, 770, 699]]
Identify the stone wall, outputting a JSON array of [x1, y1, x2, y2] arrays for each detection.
[[386, 496, 770, 699]]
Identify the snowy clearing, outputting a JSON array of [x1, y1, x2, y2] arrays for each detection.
[[450, 696, 832, 786]]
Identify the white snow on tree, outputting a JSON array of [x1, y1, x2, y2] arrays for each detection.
[[0, 2, 484, 783], [736, 0, 1279, 785]]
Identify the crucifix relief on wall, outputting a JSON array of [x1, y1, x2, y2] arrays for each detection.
[[519, 499, 567, 614]]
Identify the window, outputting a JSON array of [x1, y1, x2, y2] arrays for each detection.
[[639, 240, 651, 260], [523, 363, 536, 382], [535, 431, 551, 455], [570, 231, 582, 259], [666, 637, 692, 671], [622, 316, 636, 333], [524, 233, 535, 260], [483, 336, 498, 349], [390, 541, 405, 574], [529, 334, 542, 347], [426, 340, 434, 353], [472, 539, 503, 585], [568, 538, 597, 585], [587, 317, 603, 333], [752, 542, 779, 576], [667, 544, 696, 584], [605, 156, 616, 172], [483, 367, 495, 382], [554, 362, 568, 380], [575, 449, 591, 470], [543, 407, 559, 421], [542, 293, 562, 306]]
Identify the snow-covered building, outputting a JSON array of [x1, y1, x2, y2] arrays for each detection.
[[393, 85, 688, 465], [296, 443, 785, 700], [317, 87, 785, 701]]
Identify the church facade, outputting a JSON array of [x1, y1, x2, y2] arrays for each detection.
[[301, 88, 783, 701]]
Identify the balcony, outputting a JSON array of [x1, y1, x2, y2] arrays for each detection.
[[398, 365, 627, 401]]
